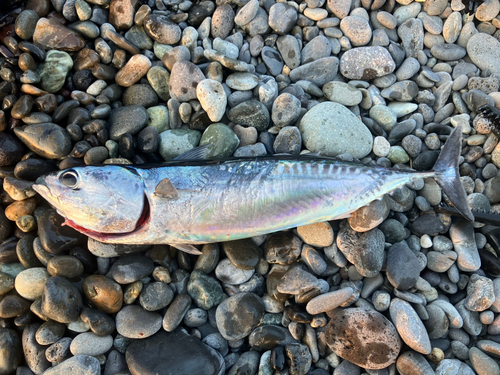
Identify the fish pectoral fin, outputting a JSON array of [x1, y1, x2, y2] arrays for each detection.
[[173, 144, 211, 161], [171, 243, 203, 255], [155, 178, 180, 200]]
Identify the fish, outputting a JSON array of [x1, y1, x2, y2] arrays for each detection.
[[33, 124, 474, 255]]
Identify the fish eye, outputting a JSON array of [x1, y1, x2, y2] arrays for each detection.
[[59, 170, 79, 189]]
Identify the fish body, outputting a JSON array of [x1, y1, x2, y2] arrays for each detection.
[[34, 125, 473, 253]]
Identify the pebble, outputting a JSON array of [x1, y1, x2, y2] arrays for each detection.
[[41, 276, 83, 323], [306, 287, 354, 314], [340, 46, 396, 80], [144, 14, 181, 45], [300, 102, 373, 158], [325, 308, 401, 369], [126, 329, 224, 375], [390, 298, 431, 355], [32, 17, 85, 51], [216, 292, 265, 340], [197, 79, 226, 122], [187, 270, 224, 310], [115, 305, 162, 339], [386, 242, 420, 290], [115, 54, 151, 87], [108, 105, 148, 141], [337, 221, 384, 277]]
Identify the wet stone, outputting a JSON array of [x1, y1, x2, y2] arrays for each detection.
[[41, 276, 83, 323], [326, 308, 401, 370], [47, 255, 84, 278], [0, 133, 25, 167], [14, 123, 72, 159], [216, 292, 265, 341], [125, 329, 224, 375], [37, 209, 85, 254], [32, 18, 85, 51], [248, 325, 288, 351], [82, 275, 123, 314]]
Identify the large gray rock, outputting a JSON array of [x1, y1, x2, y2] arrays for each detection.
[[299, 102, 373, 158]]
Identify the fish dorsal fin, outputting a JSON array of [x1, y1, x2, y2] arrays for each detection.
[[173, 144, 210, 161], [171, 243, 202, 255], [154, 178, 180, 199]]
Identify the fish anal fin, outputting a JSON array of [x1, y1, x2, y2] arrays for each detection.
[[171, 243, 202, 255], [155, 178, 180, 200], [173, 144, 210, 161]]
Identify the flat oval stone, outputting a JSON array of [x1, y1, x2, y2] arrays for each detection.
[[43, 355, 100, 375], [340, 46, 396, 80], [216, 292, 265, 341], [299, 102, 373, 159], [32, 18, 85, 51], [108, 105, 148, 141], [116, 305, 162, 339], [0, 132, 25, 167], [126, 329, 224, 375], [325, 308, 401, 370], [389, 298, 431, 355], [82, 274, 123, 313], [70, 332, 113, 356], [144, 14, 181, 45], [115, 54, 151, 87], [14, 123, 71, 159]]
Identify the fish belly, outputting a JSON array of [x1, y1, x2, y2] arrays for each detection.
[[146, 159, 420, 244]]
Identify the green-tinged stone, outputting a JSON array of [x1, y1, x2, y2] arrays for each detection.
[[125, 25, 153, 50], [147, 106, 169, 132], [37, 50, 73, 93], [187, 270, 224, 310], [262, 313, 283, 325], [67, 21, 100, 39], [0, 263, 25, 279], [153, 41, 173, 60], [387, 146, 410, 164], [200, 123, 240, 158], [147, 66, 171, 101], [158, 129, 201, 161]]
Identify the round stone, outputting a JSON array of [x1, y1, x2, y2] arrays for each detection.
[[216, 292, 265, 341], [144, 14, 181, 45], [272, 93, 301, 128], [299, 101, 373, 159], [325, 308, 401, 370], [82, 275, 123, 314], [116, 305, 162, 339], [15, 267, 50, 301], [200, 123, 239, 158], [108, 105, 148, 141], [70, 332, 113, 356], [169, 60, 206, 102]]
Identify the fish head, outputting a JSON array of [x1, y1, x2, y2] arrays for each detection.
[[33, 166, 148, 236]]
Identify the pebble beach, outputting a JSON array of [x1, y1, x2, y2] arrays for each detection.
[[1, 0, 500, 373]]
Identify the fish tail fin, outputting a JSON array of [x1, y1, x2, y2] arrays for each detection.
[[432, 124, 474, 222]]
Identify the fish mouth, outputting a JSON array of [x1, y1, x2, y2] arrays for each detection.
[[62, 194, 151, 241]]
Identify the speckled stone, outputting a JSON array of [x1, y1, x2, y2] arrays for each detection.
[[325, 308, 401, 370]]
